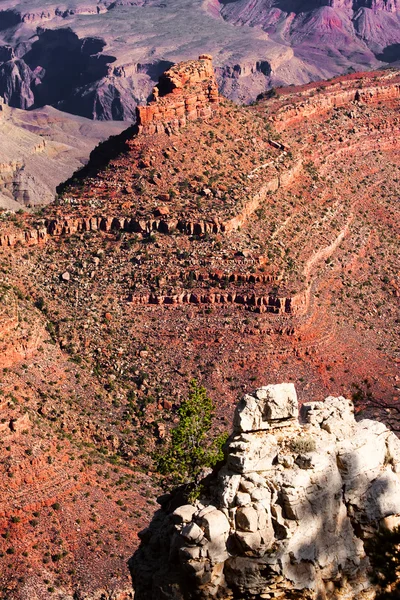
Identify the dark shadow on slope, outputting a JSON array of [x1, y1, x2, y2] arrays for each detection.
[[56, 123, 138, 194], [23, 28, 116, 108], [138, 60, 174, 82], [376, 44, 400, 64], [57, 81, 134, 120], [352, 380, 400, 434], [0, 10, 21, 31]]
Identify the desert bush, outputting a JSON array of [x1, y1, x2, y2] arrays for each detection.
[[290, 437, 316, 453]]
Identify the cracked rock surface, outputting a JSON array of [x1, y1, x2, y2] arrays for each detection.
[[130, 384, 400, 600]]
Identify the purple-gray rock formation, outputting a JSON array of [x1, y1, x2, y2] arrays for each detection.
[[0, 0, 399, 119], [214, 0, 400, 89], [0, 99, 127, 209], [0, 57, 35, 109]]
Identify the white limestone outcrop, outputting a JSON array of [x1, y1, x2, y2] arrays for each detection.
[[130, 384, 400, 600]]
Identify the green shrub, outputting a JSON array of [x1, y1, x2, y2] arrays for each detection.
[[290, 437, 316, 454], [155, 380, 228, 496]]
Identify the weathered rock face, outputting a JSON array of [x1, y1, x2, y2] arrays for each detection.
[[0, 57, 35, 109], [130, 384, 400, 599], [136, 55, 219, 135]]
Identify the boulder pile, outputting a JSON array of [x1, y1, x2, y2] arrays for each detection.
[[130, 384, 400, 599]]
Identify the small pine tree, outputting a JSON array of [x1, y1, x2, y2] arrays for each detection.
[[367, 526, 400, 599], [155, 380, 228, 495]]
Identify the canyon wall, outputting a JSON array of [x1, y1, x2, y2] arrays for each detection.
[[274, 76, 400, 131], [1, 0, 400, 120], [130, 384, 400, 600]]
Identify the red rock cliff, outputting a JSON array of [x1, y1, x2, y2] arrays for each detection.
[[136, 54, 219, 135]]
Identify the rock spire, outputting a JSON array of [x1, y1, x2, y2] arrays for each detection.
[[136, 54, 219, 135]]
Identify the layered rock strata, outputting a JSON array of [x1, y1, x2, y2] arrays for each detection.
[[136, 55, 219, 135], [274, 75, 400, 132], [131, 384, 400, 599], [128, 291, 292, 314]]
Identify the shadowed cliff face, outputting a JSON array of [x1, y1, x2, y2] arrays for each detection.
[[377, 43, 400, 62], [0, 25, 176, 119], [0, 28, 122, 117], [0, 9, 21, 31], [24, 29, 116, 107]]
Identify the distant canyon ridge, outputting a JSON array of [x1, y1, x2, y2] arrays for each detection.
[[0, 0, 400, 120]]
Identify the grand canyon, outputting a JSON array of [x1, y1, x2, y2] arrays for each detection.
[[1, 0, 400, 120], [1, 0, 400, 209], [0, 38, 399, 600]]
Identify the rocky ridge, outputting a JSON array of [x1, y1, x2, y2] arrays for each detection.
[[272, 71, 400, 132], [131, 384, 400, 599], [0, 59, 399, 598], [1, 62, 398, 321]]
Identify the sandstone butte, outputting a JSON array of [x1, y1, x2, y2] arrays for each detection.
[[136, 54, 219, 136], [0, 56, 399, 599]]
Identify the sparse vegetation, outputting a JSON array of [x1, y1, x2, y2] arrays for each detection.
[[290, 437, 316, 454], [155, 380, 228, 496]]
